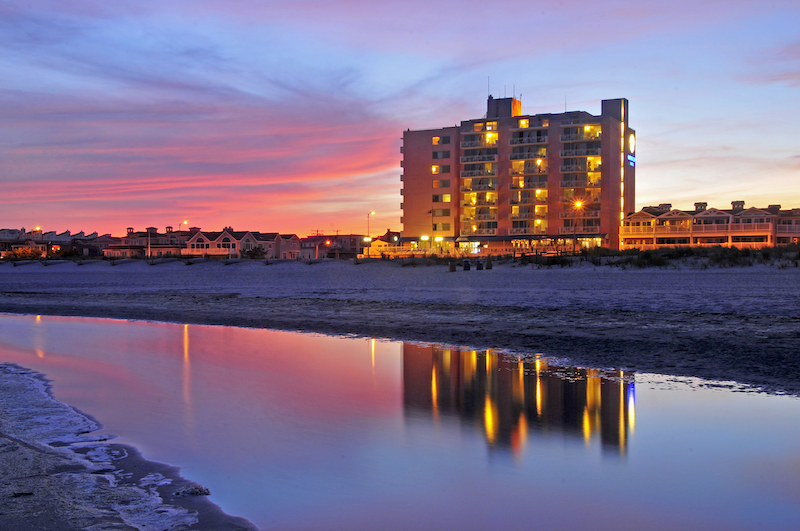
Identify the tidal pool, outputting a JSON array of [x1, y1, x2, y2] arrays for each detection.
[[0, 314, 798, 530]]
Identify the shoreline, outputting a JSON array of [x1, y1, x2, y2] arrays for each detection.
[[0, 363, 256, 531], [0, 259, 798, 395]]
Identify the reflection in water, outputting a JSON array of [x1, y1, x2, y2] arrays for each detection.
[[403, 343, 635, 455]]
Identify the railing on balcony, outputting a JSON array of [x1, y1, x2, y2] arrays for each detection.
[[560, 195, 600, 203], [460, 228, 497, 237], [777, 225, 800, 233], [461, 169, 496, 177], [510, 152, 547, 160], [621, 223, 777, 235], [460, 182, 496, 192], [560, 164, 601, 172], [511, 181, 548, 190], [510, 196, 547, 205], [559, 226, 601, 235], [460, 213, 497, 221], [510, 212, 543, 220], [462, 200, 498, 207], [510, 136, 548, 145], [559, 148, 601, 157], [510, 168, 547, 176], [509, 227, 547, 235], [728, 222, 773, 232], [560, 179, 601, 188], [460, 154, 498, 163], [460, 140, 494, 148], [561, 133, 602, 142], [559, 210, 601, 219], [621, 226, 654, 234]]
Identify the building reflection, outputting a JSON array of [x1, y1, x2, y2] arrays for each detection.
[[403, 343, 635, 455]]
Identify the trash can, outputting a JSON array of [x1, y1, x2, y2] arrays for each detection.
[[476, 259, 484, 270], [485, 258, 493, 270], [462, 258, 470, 271]]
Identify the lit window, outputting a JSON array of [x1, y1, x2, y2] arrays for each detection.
[[519, 118, 529, 129], [432, 136, 440, 145], [486, 122, 497, 131], [432, 180, 440, 188], [432, 165, 440, 174]]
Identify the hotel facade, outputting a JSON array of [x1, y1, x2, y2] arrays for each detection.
[[401, 96, 635, 252]]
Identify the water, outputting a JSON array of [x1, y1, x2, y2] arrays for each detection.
[[1, 314, 798, 530]]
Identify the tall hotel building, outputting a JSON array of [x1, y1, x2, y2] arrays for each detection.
[[401, 97, 635, 252]]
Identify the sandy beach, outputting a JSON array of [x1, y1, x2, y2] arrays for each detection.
[[1, 257, 799, 529]]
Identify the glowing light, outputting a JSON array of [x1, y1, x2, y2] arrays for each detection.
[[519, 118, 529, 128], [575, 201, 583, 209], [583, 407, 592, 444], [431, 365, 438, 420], [34, 226, 41, 231], [629, 133, 636, 153], [628, 384, 636, 433], [325, 240, 331, 245], [434, 236, 443, 242], [536, 159, 542, 166], [363, 237, 372, 242], [420, 235, 429, 241], [484, 395, 498, 444]]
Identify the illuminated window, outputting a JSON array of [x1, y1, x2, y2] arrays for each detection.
[[432, 165, 440, 174], [432, 179, 440, 188], [473, 123, 485, 132], [433, 209, 451, 217], [433, 223, 451, 231], [486, 122, 497, 131], [432, 136, 440, 145], [433, 194, 451, 203], [485, 132, 498, 145], [433, 179, 450, 189], [432, 135, 450, 145], [519, 118, 529, 128]]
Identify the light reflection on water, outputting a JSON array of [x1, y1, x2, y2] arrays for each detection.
[[1, 314, 799, 531]]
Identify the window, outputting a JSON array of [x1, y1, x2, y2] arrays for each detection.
[[432, 179, 451, 189], [431, 165, 440, 174], [440, 165, 450, 174], [432, 136, 450, 145], [486, 121, 497, 131], [432, 194, 451, 203], [433, 209, 451, 217], [433, 223, 451, 231], [519, 118, 529, 128], [432, 150, 450, 159]]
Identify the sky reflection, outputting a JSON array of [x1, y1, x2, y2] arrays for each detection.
[[1, 314, 799, 530]]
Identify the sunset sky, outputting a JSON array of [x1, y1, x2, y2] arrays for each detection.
[[1, 0, 798, 237]]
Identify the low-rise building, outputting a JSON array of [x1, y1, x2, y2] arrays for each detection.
[[621, 202, 800, 249]]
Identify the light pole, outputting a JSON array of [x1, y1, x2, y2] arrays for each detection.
[[366, 211, 375, 257], [572, 200, 583, 255]]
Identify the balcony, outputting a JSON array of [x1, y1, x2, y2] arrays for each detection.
[[560, 195, 600, 203], [560, 163, 601, 173], [510, 196, 547, 205], [559, 210, 601, 219], [460, 154, 498, 163], [777, 225, 800, 233], [460, 213, 497, 221], [621, 226, 654, 234], [510, 212, 543, 220], [461, 182, 497, 192], [462, 200, 497, 207], [510, 152, 547, 161], [460, 228, 497, 237], [561, 132, 602, 142], [509, 227, 547, 235], [510, 136, 548, 145], [511, 181, 548, 190], [728, 222, 773, 232], [559, 226, 601, 235], [560, 179, 601, 188], [560, 148, 601, 157], [654, 225, 692, 233], [461, 169, 496, 178], [510, 168, 547, 176]]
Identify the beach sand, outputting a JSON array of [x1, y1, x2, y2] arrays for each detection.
[[1, 258, 799, 529]]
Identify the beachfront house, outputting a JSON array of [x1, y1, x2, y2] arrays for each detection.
[[620, 202, 800, 250]]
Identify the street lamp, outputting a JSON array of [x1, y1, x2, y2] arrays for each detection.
[[572, 200, 583, 255], [366, 211, 375, 257]]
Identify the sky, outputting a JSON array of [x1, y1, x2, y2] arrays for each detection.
[[1, 0, 798, 237]]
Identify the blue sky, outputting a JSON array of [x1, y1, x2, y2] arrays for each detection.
[[1, 0, 798, 235]]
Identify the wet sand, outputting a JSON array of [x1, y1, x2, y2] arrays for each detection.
[[0, 364, 257, 531]]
